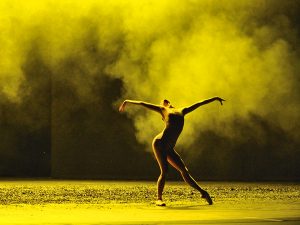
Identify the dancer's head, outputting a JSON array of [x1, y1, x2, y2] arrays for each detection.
[[161, 99, 173, 108]]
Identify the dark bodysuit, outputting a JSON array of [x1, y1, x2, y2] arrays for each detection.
[[153, 109, 184, 151]]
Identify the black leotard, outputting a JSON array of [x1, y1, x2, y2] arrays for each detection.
[[154, 110, 184, 149]]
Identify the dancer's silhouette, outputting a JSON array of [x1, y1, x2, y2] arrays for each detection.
[[119, 97, 225, 206]]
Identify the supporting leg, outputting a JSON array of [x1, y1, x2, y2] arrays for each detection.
[[152, 140, 168, 206]]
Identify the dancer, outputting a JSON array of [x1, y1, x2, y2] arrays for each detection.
[[119, 97, 225, 206]]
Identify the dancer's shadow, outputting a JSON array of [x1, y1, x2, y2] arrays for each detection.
[[164, 204, 209, 210]]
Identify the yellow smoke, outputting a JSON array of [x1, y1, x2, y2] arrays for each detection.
[[0, 0, 299, 150]]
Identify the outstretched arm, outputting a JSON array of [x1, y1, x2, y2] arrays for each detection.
[[119, 100, 163, 114], [182, 97, 225, 115]]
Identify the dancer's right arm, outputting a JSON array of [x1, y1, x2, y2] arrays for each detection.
[[119, 100, 163, 114]]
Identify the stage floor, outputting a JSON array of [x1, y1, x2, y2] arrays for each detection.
[[0, 180, 299, 224]]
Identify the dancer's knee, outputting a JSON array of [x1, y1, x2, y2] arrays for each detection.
[[159, 171, 167, 179]]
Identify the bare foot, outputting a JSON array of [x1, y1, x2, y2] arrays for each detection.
[[155, 200, 166, 206], [201, 190, 213, 205]]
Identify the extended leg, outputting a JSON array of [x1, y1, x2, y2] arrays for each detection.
[[167, 150, 213, 205]]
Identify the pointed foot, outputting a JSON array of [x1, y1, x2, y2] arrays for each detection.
[[201, 191, 213, 205]]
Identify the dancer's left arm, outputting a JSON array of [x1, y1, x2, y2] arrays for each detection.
[[182, 97, 225, 115]]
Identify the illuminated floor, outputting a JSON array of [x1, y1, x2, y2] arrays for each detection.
[[0, 180, 299, 224]]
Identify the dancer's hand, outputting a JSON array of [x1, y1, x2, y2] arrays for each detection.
[[215, 97, 225, 105], [119, 100, 127, 112]]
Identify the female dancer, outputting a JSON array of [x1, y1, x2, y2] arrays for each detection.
[[119, 97, 225, 206]]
